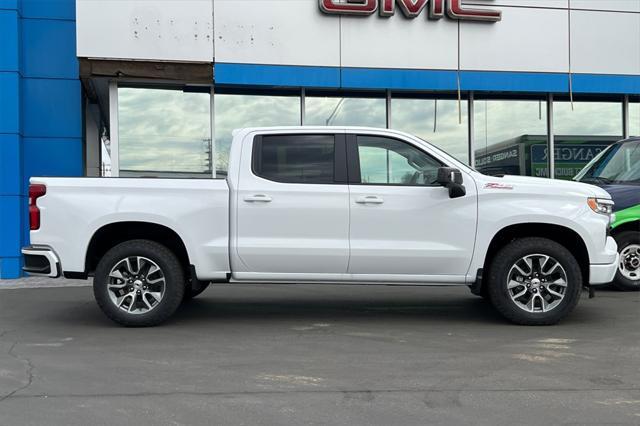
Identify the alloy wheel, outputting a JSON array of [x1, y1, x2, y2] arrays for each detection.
[[107, 256, 166, 314], [506, 254, 568, 313]]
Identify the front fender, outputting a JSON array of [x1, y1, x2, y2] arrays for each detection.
[[469, 192, 610, 280]]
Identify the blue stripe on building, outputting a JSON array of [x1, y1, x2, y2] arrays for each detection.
[[215, 63, 640, 95], [0, 0, 80, 279]]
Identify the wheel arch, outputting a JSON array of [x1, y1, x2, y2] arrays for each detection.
[[480, 223, 590, 292], [85, 221, 191, 277], [611, 220, 640, 237]]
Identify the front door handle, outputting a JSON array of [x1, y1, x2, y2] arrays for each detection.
[[244, 194, 272, 203], [355, 195, 384, 205]]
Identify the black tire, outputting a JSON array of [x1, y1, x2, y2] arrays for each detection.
[[183, 280, 210, 301], [94, 240, 185, 327], [487, 237, 583, 326], [612, 231, 640, 291]]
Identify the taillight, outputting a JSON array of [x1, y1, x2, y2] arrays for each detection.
[[29, 184, 46, 230]]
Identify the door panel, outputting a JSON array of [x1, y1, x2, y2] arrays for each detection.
[[348, 135, 477, 277], [235, 133, 350, 275]]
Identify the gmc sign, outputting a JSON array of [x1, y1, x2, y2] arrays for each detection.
[[319, 0, 501, 22]]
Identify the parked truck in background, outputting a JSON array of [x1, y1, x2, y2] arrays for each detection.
[[575, 137, 640, 291], [22, 127, 619, 326]]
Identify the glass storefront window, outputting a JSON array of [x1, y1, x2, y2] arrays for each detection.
[[553, 101, 622, 180], [630, 101, 640, 137], [474, 100, 547, 177], [118, 87, 212, 177], [305, 96, 386, 128], [214, 94, 300, 174], [392, 98, 469, 164]]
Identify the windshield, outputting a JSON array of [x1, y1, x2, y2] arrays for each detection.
[[575, 140, 640, 185]]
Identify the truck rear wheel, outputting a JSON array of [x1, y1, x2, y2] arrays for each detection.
[[487, 237, 582, 326], [612, 231, 640, 291], [93, 240, 185, 327]]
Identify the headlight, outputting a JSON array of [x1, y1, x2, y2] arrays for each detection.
[[587, 197, 614, 215], [588, 198, 615, 225]]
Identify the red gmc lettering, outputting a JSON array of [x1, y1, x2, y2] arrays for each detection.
[[380, 0, 429, 18], [447, 0, 501, 21], [320, 0, 501, 22], [430, 0, 445, 19], [320, 0, 377, 15]]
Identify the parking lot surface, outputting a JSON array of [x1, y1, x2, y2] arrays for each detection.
[[0, 281, 639, 425]]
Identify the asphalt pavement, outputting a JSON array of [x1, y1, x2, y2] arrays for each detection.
[[0, 279, 639, 425]]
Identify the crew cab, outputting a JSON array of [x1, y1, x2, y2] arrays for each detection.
[[575, 137, 640, 290], [22, 127, 619, 326]]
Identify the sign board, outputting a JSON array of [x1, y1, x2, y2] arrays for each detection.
[[531, 144, 609, 180], [319, 0, 501, 22]]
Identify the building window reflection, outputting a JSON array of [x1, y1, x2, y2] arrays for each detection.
[[553, 101, 622, 180], [474, 100, 547, 177], [118, 87, 212, 177], [116, 88, 635, 182], [305, 96, 386, 128], [214, 94, 301, 174], [630, 101, 640, 137], [391, 98, 469, 164]]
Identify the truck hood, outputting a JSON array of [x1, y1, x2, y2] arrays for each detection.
[[597, 184, 640, 212], [478, 174, 612, 199]]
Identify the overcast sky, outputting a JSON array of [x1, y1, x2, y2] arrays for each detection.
[[118, 87, 211, 173], [117, 89, 633, 174]]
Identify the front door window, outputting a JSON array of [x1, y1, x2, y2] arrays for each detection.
[[356, 136, 442, 186]]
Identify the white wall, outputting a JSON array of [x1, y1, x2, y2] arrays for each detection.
[[460, 6, 569, 73], [76, 0, 213, 62], [571, 10, 640, 75], [214, 0, 340, 67], [76, 0, 640, 76], [340, 13, 459, 70]]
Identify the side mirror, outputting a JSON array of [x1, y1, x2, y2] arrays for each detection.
[[436, 167, 466, 199]]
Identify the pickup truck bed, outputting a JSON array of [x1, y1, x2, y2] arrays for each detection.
[[29, 178, 231, 280]]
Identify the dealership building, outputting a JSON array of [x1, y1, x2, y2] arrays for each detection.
[[1, 0, 639, 278]]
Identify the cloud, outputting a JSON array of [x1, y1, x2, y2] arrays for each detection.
[[214, 94, 301, 167], [305, 97, 386, 128], [118, 88, 211, 172], [116, 88, 632, 175], [392, 99, 469, 162], [554, 102, 623, 136], [631, 103, 640, 136]]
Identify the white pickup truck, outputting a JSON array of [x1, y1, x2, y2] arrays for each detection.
[[22, 127, 619, 327]]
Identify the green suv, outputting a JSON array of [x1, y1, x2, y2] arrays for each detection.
[[575, 138, 640, 290]]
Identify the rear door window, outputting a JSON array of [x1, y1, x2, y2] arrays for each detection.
[[252, 135, 339, 184]]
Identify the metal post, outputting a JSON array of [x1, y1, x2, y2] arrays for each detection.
[[623, 95, 629, 139], [547, 94, 555, 179], [300, 88, 306, 126], [468, 92, 475, 168], [210, 86, 216, 178], [386, 89, 392, 129], [108, 81, 119, 177]]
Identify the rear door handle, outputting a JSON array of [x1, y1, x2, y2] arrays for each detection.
[[355, 195, 384, 204], [244, 194, 272, 203]]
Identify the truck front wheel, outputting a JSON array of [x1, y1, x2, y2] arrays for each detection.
[[613, 231, 640, 291], [487, 238, 582, 326], [94, 240, 185, 327]]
